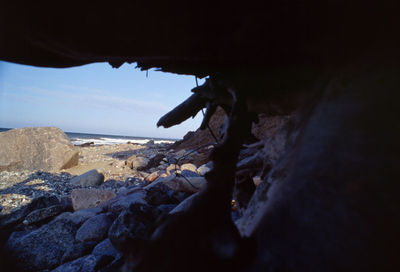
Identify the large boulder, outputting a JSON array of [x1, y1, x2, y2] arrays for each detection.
[[5, 218, 79, 271], [0, 127, 79, 171]]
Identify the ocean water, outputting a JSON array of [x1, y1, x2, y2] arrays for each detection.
[[0, 128, 176, 146]]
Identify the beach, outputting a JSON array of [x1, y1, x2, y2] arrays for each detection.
[[0, 130, 207, 215]]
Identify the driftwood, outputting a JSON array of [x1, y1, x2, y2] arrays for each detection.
[[156, 94, 206, 128], [129, 87, 255, 272]]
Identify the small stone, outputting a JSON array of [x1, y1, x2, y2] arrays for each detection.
[[126, 155, 150, 170], [197, 163, 212, 175], [76, 213, 115, 243], [180, 163, 197, 172], [70, 169, 104, 186], [71, 188, 116, 211], [166, 164, 179, 175], [145, 171, 164, 183], [253, 176, 263, 186]]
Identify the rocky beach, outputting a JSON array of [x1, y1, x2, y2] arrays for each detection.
[[0, 120, 229, 271], [0, 108, 292, 271]]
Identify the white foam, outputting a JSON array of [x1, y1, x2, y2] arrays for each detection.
[[71, 137, 175, 146]]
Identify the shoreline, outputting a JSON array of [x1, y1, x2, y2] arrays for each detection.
[[0, 141, 210, 215]]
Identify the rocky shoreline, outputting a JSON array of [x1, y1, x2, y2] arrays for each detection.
[[0, 137, 218, 271], [0, 111, 292, 271], [0, 140, 211, 215]]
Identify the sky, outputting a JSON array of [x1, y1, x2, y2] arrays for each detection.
[[0, 61, 205, 139]]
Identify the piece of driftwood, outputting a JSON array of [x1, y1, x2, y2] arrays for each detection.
[[156, 94, 206, 128]]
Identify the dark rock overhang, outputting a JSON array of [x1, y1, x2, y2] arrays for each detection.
[[1, 1, 398, 76]]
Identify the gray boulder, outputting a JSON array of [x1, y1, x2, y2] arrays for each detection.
[[5, 218, 78, 271], [0, 127, 79, 171], [70, 169, 104, 186], [23, 204, 64, 225], [75, 213, 115, 243], [108, 203, 155, 252]]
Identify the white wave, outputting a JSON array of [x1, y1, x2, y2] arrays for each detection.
[[70, 137, 175, 146]]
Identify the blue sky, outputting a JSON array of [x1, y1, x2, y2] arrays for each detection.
[[0, 61, 205, 139]]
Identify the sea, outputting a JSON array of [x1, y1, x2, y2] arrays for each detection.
[[0, 128, 177, 146]]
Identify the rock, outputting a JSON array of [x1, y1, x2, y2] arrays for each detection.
[[79, 141, 94, 147], [156, 204, 178, 215], [108, 190, 147, 212], [197, 163, 212, 175], [252, 176, 263, 186], [144, 182, 174, 205], [52, 254, 99, 272], [179, 170, 201, 178], [60, 195, 73, 211], [125, 177, 147, 187], [92, 238, 121, 260], [108, 202, 156, 252], [56, 207, 103, 226], [0, 127, 79, 171], [23, 204, 64, 225], [71, 188, 116, 211], [145, 153, 165, 170], [0, 195, 60, 229], [166, 164, 179, 175], [116, 186, 128, 195], [145, 171, 162, 182], [146, 139, 155, 146], [76, 213, 116, 243], [146, 175, 206, 193], [61, 241, 97, 264], [5, 218, 79, 270], [180, 163, 197, 172], [70, 169, 104, 186], [169, 192, 201, 214], [126, 155, 150, 170], [101, 179, 125, 191]]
